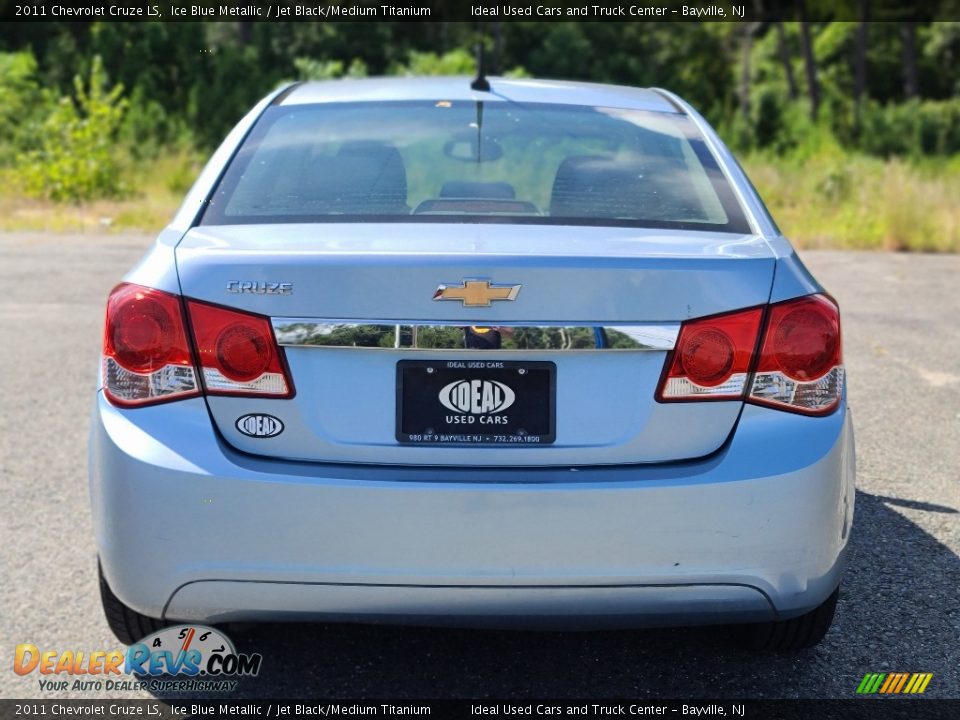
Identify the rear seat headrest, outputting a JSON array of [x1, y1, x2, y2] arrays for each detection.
[[551, 154, 701, 221], [303, 141, 408, 214]]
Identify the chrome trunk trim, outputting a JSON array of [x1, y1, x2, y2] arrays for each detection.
[[272, 320, 679, 351]]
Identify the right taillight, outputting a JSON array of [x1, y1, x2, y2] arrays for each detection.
[[748, 294, 844, 415], [656, 306, 764, 401], [656, 293, 844, 416]]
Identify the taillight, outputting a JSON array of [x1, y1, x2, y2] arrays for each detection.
[[656, 307, 764, 401], [102, 284, 199, 407], [186, 301, 293, 398], [748, 294, 843, 415], [102, 285, 293, 407], [656, 294, 843, 415]]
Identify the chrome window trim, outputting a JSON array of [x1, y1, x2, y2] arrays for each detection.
[[272, 319, 679, 352]]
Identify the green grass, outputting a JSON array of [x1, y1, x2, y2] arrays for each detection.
[[1, 147, 957, 253], [743, 151, 960, 252], [0, 149, 198, 233]]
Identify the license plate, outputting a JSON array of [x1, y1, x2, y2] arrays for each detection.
[[396, 360, 556, 445]]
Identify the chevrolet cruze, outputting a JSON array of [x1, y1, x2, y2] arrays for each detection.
[[90, 77, 854, 651]]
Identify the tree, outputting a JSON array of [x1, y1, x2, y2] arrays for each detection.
[[901, 22, 918, 99], [775, 22, 799, 100], [855, 0, 870, 116], [797, 3, 821, 119], [738, 22, 758, 119]]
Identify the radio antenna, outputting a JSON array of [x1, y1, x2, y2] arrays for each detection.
[[471, 41, 490, 92]]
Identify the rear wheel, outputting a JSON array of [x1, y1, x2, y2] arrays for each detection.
[[742, 586, 839, 652], [98, 560, 167, 645]]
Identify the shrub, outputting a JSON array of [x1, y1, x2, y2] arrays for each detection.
[[859, 99, 960, 157], [120, 85, 195, 161], [0, 51, 46, 164], [16, 56, 128, 202], [390, 49, 478, 76], [293, 57, 368, 81]]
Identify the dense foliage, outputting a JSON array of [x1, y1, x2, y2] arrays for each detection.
[[0, 20, 958, 203]]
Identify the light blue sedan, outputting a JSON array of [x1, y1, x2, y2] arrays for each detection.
[[90, 77, 854, 651]]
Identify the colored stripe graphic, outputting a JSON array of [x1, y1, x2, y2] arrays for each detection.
[[892, 673, 910, 693], [879, 674, 896, 693], [907, 673, 933, 694], [857, 673, 885, 694], [880, 673, 908, 693], [857, 672, 932, 694]]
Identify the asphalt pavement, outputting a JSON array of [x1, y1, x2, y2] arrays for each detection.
[[0, 232, 957, 701]]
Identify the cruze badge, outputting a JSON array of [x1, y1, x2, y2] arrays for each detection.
[[227, 281, 292, 295], [433, 279, 521, 307], [439, 380, 515, 415]]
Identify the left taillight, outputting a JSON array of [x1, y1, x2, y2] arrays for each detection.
[[102, 284, 293, 407], [102, 283, 200, 407], [185, 300, 293, 398]]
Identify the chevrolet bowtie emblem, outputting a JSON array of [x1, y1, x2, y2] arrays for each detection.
[[433, 280, 521, 307]]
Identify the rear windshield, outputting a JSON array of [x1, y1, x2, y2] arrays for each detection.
[[201, 100, 749, 233]]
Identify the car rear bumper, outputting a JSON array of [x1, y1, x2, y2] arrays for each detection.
[[89, 393, 855, 628]]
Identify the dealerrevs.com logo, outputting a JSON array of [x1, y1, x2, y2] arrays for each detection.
[[856, 672, 933, 695], [14, 625, 261, 693]]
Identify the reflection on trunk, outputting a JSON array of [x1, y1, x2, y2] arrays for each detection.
[[272, 322, 680, 352]]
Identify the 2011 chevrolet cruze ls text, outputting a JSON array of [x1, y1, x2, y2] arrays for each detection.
[[90, 77, 855, 651]]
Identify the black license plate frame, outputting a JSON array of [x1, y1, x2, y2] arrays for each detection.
[[396, 360, 556, 446]]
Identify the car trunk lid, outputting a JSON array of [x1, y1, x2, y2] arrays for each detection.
[[176, 223, 775, 466]]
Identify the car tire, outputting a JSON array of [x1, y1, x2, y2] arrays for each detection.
[[742, 586, 839, 652], [98, 560, 167, 645]]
